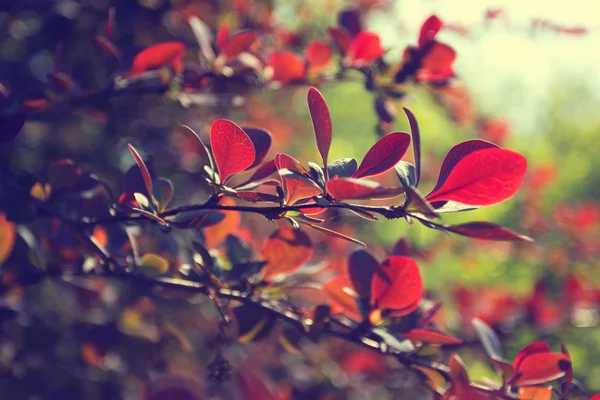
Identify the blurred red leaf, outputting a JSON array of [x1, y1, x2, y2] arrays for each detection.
[[418, 15, 442, 49], [0, 213, 16, 264], [204, 197, 240, 248], [513, 352, 570, 386], [370, 256, 423, 315], [347, 249, 378, 299], [446, 222, 533, 242], [219, 31, 258, 60], [267, 51, 305, 85], [426, 148, 527, 206], [418, 42, 455, 83], [307, 88, 332, 177], [305, 40, 333, 69], [129, 42, 185, 76], [327, 27, 353, 55], [346, 31, 385, 67], [518, 386, 552, 400], [127, 144, 154, 200], [352, 132, 411, 179], [210, 119, 256, 184], [403, 329, 462, 345], [216, 24, 230, 50], [324, 275, 362, 320], [262, 227, 313, 280]]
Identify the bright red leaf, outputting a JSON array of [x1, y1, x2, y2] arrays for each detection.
[[418, 42, 455, 83], [307, 88, 332, 178], [513, 352, 570, 386], [426, 147, 527, 206], [219, 31, 258, 60], [209, 119, 256, 183], [267, 51, 305, 85], [352, 132, 411, 179], [129, 42, 185, 76], [346, 31, 385, 67], [370, 256, 423, 315]]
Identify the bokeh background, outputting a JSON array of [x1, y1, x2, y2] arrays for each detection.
[[1, 0, 600, 399]]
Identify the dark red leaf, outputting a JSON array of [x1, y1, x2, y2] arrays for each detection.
[[560, 342, 573, 394], [105, 7, 115, 39], [352, 132, 411, 179], [403, 329, 462, 345], [0, 112, 26, 142], [210, 119, 256, 183], [128, 144, 153, 200], [429, 139, 499, 195], [266, 51, 305, 85], [262, 227, 313, 280], [326, 178, 403, 201], [326, 27, 353, 55], [129, 42, 185, 76], [426, 148, 527, 206], [234, 191, 280, 203], [307, 88, 332, 178], [219, 31, 258, 60], [446, 222, 533, 242], [449, 354, 470, 387], [305, 41, 333, 69], [346, 31, 385, 67], [243, 127, 272, 169], [348, 249, 378, 299], [419, 15, 442, 49], [94, 35, 122, 69], [338, 7, 363, 36], [370, 256, 423, 315]]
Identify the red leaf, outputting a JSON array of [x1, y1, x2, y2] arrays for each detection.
[[266, 51, 305, 85], [429, 139, 499, 195], [0, 112, 26, 142], [346, 31, 385, 67], [235, 160, 277, 189], [219, 31, 258, 60], [234, 191, 280, 203], [93, 36, 122, 69], [326, 178, 403, 201], [326, 27, 353, 55], [324, 276, 363, 320], [403, 329, 462, 345], [426, 148, 527, 206], [127, 144, 153, 200], [307, 88, 332, 177], [209, 119, 256, 184], [418, 42, 456, 83], [204, 197, 240, 248], [262, 227, 313, 279], [275, 153, 322, 205], [352, 132, 411, 179], [446, 222, 533, 242], [560, 342, 572, 394], [419, 15, 442, 49], [242, 127, 272, 169], [513, 352, 570, 386], [129, 42, 185, 76], [370, 256, 423, 315], [513, 341, 552, 370], [216, 24, 230, 50], [305, 40, 333, 69]]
